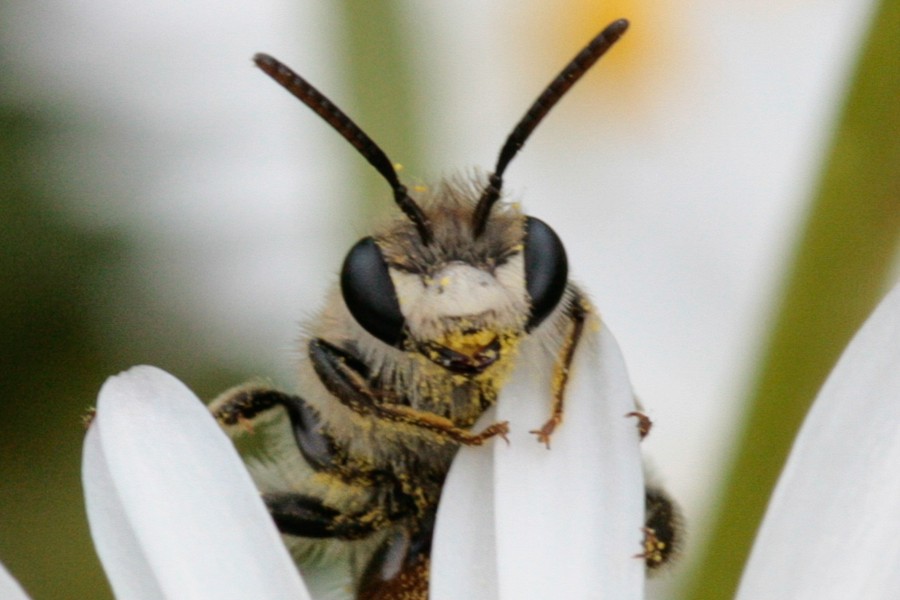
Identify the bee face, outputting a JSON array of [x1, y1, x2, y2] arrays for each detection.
[[340, 180, 568, 375]]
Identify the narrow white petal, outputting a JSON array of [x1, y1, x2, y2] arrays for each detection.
[[0, 563, 31, 600], [83, 365, 310, 600], [737, 282, 900, 599], [430, 406, 499, 600], [84, 428, 165, 599], [494, 325, 645, 599], [433, 323, 645, 600]]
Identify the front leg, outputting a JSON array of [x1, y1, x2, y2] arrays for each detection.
[[211, 386, 341, 473], [530, 293, 588, 448], [212, 386, 421, 538], [309, 339, 509, 446]]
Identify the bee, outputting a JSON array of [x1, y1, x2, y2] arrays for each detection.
[[210, 18, 678, 599]]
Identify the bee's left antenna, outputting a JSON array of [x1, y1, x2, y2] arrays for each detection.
[[254, 53, 433, 245], [472, 19, 629, 237]]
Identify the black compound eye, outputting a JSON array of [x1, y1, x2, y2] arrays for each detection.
[[340, 237, 405, 346], [523, 216, 568, 331]]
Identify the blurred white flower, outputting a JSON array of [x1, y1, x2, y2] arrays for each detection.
[[736, 281, 900, 599], [0, 562, 29, 600]]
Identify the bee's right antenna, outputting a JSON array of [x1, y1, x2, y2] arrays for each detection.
[[472, 19, 629, 237], [254, 53, 433, 245]]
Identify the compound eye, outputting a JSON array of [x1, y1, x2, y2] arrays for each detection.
[[340, 237, 405, 346], [523, 216, 568, 331]]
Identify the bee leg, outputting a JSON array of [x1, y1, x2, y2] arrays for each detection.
[[262, 491, 406, 540], [625, 395, 653, 440], [214, 386, 424, 541], [310, 338, 510, 446], [357, 520, 432, 600], [530, 294, 588, 448], [212, 386, 341, 472], [212, 384, 285, 425], [626, 410, 653, 439], [638, 486, 682, 571]]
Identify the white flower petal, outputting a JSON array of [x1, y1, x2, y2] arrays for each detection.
[[0, 562, 31, 600], [84, 429, 165, 599], [83, 365, 310, 600], [430, 406, 499, 600], [737, 282, 900, 599], [433, 324, 645, 600]]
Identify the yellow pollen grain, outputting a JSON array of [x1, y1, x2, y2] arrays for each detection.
[[440, 329, 495, 355]]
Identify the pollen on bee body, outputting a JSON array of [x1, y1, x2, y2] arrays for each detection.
[[439, 328, 497, 357]]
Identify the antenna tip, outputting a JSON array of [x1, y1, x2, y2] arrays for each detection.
[[253, 53, 276, 68], [609, 18, 630, 33]]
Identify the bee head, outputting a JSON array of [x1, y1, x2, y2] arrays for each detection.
[[253, 19, 629, 374], [340, 180, 568, 374]]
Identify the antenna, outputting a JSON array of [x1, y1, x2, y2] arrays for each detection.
[[472, 19, 629, 237], [254, 53, 433, 244]]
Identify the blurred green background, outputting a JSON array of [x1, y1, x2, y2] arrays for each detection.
[[1, 0, 898, 598], [0, 91, 244, 598]]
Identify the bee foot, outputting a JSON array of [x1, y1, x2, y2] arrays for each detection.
[[634, 526, 667, 567], [529, 417, 559, 449], [472, 420, 510, 446], [625, 411, 652, 440], [82, 407, 97, 430]]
